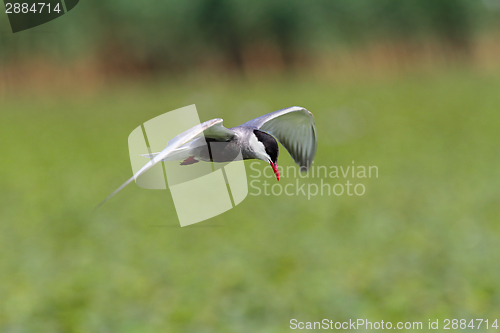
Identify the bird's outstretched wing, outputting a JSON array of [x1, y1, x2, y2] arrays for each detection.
[[202, 120, 236, 141], [241, 106, 317, 171], [96, 118, 235, 209]]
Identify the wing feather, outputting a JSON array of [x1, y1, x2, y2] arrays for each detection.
[[241, 106, 317, 171], [202, 121, 236, 141]]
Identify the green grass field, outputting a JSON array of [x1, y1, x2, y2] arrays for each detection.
[[1, 69, 500, 332]]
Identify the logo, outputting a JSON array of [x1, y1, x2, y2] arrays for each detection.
[[4, 0, 79, 33], [128, 105, 248, 227]]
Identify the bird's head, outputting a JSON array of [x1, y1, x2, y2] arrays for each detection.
[[252, 129, 280, 180]]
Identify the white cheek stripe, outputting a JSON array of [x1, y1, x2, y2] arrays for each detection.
[[249, 133, 269, 161]]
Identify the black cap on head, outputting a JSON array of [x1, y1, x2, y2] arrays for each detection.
[[253, 129, 279, 163]]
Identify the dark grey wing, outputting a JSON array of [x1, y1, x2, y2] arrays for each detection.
[[241, 106, 317, 170]]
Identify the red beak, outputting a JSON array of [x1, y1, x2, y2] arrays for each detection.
[[270, 162, 279, 181]]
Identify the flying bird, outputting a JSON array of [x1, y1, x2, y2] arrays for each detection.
[[97, 106, 317, 208]]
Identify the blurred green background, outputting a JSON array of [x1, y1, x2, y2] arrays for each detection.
[[1, 1, 500, 332]]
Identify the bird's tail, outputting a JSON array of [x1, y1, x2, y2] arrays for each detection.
[[140, 153, 159, 159], [141, 145, 193, 162]]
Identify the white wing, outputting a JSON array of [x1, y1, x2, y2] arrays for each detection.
[[241, 106, 317, 170], [202, 120, 236, 141], [96, 118, 235, 209], [140, 119, 236, 161]]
